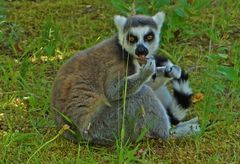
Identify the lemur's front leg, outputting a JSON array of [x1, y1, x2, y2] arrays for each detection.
[[146, 55, 182, 90], [156, 65, 182, 79], [105, 59, 156, 101], [151, 55, 193, 99]]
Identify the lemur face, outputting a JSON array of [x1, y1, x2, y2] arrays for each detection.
[[114, 12, 165, 59]]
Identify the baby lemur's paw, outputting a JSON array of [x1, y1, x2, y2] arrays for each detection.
[[164, 65, 182, 79]]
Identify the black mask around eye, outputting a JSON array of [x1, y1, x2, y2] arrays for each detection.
[[127, 33, 138, 44]]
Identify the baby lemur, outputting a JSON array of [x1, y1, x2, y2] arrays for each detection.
[[52, 12, 200, 146]]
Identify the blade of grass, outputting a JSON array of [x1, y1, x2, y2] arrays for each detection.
[[26, 124, 70, 164]]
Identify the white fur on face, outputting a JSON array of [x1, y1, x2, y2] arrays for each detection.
[[114, 12, 165, 58], [119, 26, 160, 58]]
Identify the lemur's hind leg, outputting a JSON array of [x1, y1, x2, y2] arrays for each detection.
[[61, 83, 198, 145], [77, 85, 171, 145], [125, 85, 171, 141]]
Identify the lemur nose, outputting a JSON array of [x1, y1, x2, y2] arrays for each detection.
[[135, 44, 149, 56]]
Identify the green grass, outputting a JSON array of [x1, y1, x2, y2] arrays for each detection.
[[0, 0, 240, 163]]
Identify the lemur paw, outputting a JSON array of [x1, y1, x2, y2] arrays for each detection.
[[164, 65, 182, 79], [141, 58, 156, 77]]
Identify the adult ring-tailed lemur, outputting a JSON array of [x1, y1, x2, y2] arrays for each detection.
[[52, 12, 200, 146]]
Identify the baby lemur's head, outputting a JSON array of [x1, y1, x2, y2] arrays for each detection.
[[114, 12, 165, 59]]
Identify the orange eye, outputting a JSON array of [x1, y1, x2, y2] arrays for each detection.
[[146, 35, 153, 41], [129, 36, 135, 42], [144, 32, 155, 42], [128, 36, 136, 43], [127, 34, 138, 43]]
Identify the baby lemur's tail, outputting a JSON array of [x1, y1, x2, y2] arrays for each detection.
[[167, 71, 193, 125]]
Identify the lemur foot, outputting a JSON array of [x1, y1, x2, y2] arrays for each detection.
[[170, 117, 200, 138]]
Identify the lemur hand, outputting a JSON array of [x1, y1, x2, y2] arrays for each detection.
[[164, 65, 181, 79], [140, 58, 156, 78]]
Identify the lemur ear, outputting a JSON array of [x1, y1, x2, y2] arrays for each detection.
[[152, 12, 165, 29], [114, 15, 127, 32]]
